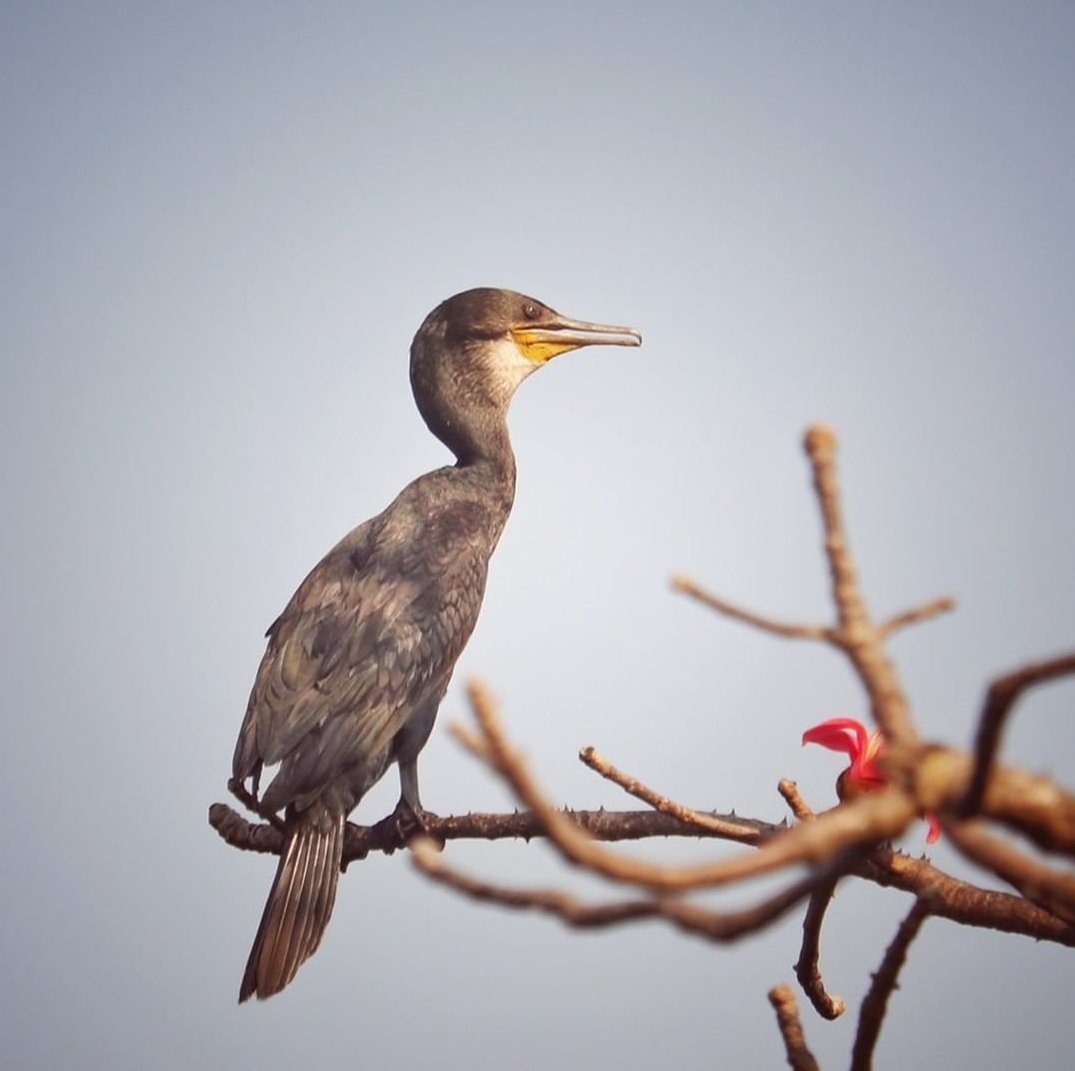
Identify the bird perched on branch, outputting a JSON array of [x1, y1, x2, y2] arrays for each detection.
[[230, 288, 641, 1001]]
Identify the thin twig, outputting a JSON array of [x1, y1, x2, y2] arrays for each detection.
[[409, 838, 662, 928], [803, 425, 918, 748], [671, 575, 831, 641], [769, 984, 821, 1071], [660, 872, 822, 944], [794, 876, 846, 1019], [877, 595, 956, 638], [448, 721, 493, 765], [465, 679, 915, 893], [851, 901, 929, 1071], [803, 424, 868, 637], [963, 651, 1075, 816], [779, 779, 816, 821], [411, 839, 828, 945], [579, 745, 764, 842], [674, 428, 922, 750]]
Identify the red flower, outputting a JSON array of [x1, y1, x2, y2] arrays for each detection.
[[802, 716, 940, 843]]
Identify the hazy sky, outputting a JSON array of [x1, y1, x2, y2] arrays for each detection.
[[3, 4, 1073, 1069]]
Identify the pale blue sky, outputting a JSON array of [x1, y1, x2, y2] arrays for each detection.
[[3, 4, 1073, 1069]]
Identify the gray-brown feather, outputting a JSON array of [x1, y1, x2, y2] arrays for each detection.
[[232, 464, 512, 818], [233, 463, 512, 1001], [238, 809, 344, 1002], [230, 288, 588, 1001]]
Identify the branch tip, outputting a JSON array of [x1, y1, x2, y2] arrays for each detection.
[[769, 984, 821, 1071]]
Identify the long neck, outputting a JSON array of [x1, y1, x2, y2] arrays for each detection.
[[455, 425, 517, 533], [454, 416, 515, 476], [411, 330, 533, 489], [416, 368, 518, 482]]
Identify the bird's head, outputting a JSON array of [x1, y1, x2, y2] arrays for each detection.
[[410, 288, 641, 462]]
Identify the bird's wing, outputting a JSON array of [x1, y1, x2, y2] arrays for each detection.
[[233, 552, 414, 774], [232, 506, 489, 811]]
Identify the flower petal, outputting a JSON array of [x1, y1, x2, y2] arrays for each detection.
[[802, 717, 869, 760]]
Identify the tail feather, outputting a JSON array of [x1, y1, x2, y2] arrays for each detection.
[[239, 810, 344, 1002]]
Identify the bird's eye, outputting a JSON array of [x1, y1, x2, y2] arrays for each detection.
[[523, 302, 540, 320]]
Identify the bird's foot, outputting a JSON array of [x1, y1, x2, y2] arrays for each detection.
[[370, 799, 441, 854], [227, 776, 286, 833]]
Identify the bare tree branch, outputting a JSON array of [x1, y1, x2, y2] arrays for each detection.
[[411, 838, 834, 946], [779, 779, 816, 821], [795, 876, 846, 1020], [850, 900, 928, 1071], [769, 984, 821, 1071], [671, 575, 830, 640], [877, 595, 956, 638], [578, 745, 764, 842], [909, 746, 1075, 858], [463, 678, 916, 893], [802, 424, 918, 748], [962, 651, 1075, 816], [207, 802, 784, 863], [674, 426, 922, 749], [408, 837, 664, 929], [861, 846, 1075, 946], [979, 762, 1075, 858], [659, 874, 820, 943], [944, 820, 1075, 925], [670, 580, 954, 681], [211, 422, 1075, 1069]]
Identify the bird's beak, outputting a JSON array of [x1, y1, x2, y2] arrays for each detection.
[[511, 314, 642, 365]]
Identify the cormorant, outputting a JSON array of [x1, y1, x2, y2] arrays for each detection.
[[231, 287, 641, 1001]]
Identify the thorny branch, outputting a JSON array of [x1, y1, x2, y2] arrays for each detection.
[[210, 423, 1075, 1068], [579, 744, 762, 841], [207, 800, 782, 865], [861, 844, 1075, 945], [850, 901, 929, 1071]]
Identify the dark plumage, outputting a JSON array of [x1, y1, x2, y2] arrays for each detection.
[[231, 287, 640, 1001]]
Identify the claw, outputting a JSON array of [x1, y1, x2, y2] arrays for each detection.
[[227, 776, 286, 832], [370, 798, 441, 853]]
